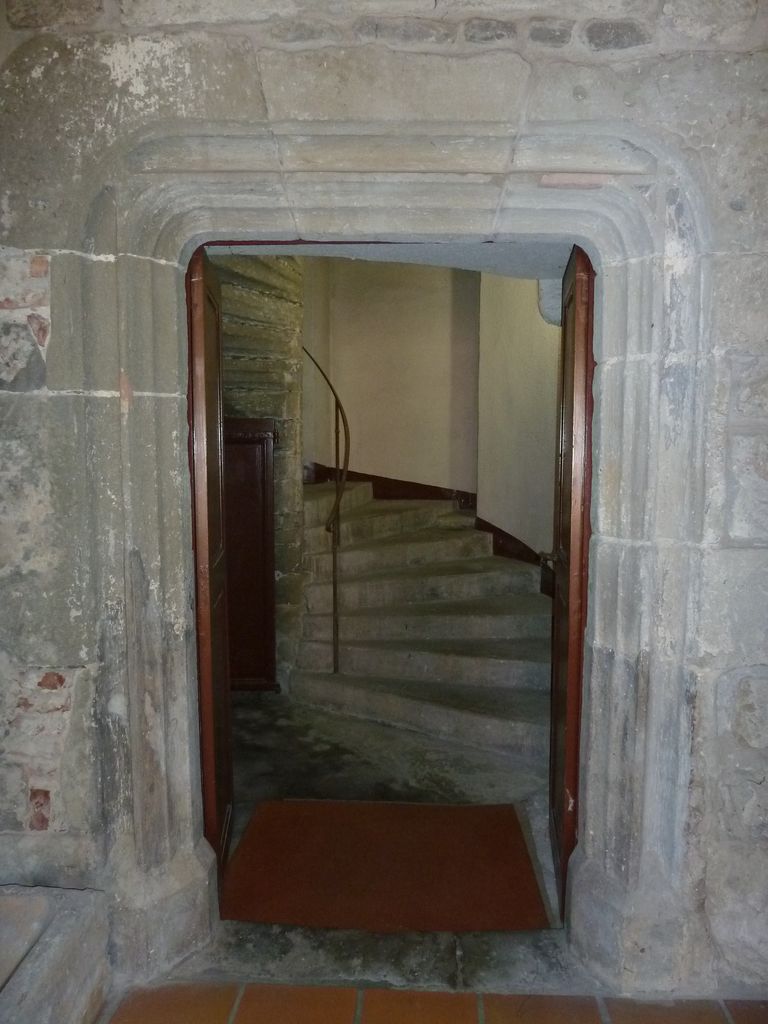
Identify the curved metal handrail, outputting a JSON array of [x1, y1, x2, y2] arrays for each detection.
[[302, 346, 350, 533], [303, 345, 351, 673]]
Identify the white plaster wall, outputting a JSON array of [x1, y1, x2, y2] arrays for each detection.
[[328, 260, 480, 492], [301, 258, 334, 470], [477, 276, 560, 554]]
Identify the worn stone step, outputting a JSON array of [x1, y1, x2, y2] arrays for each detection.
[[289, 671, 549, 757], [305, 525, 493, 579], [303, 480, 374, 528], [298, 637, 550, 689], [304, 557, 540, 613], [303, 593, 552, 642], [303, 499, 454, 554]]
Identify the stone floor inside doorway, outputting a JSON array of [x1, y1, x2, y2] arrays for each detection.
[[102, 695, 768, 1022]]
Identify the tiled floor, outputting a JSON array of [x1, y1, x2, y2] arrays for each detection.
[[108, 983, 768, 1023]]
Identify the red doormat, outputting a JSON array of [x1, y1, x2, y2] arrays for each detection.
[[220, 800, 549, 933]]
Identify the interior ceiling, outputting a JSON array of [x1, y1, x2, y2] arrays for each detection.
[[206, 241, 573, 281]]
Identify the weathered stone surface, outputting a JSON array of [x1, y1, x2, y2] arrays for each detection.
[[275, 132, 514, 174], [0, 658, 98, 836], [6, 0, 102, 27], [464, 18, 518, 43], [0, 886, 109, 1024], [0, 3, 765, 998], [592, 359, 653, 540], [0, 320, 46, 391], [0, 253, 49, 309], [267, 18, 343, 44], [527, 18, 573, 46], [704, 665, 768, 985], [659, 0, 767, 49], [729, 354, 768, 419], [708, 256, 768, 355], [696, 550, 768, 667], [0, 33, 266, 249], [258, 48, 530, 123], [353, 16, 457, 45], [0, 394, 119, 667], [584, 18, 652, 49], [726, 433, 768, 542]]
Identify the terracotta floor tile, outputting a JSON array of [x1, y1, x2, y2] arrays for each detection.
[[484, 993, 602, 1023], [725, 1000, 768, 1024], [235, 984, 357, 1023], [605, 998, 726, 1023], [361, 988, 477, 1024], [109, 983, 239, 1024]]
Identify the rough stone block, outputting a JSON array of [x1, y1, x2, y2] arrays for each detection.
[[0, 320, 46, 391], [707, 255, 768, 355], [0, 34, 267, 249], [258, 49, 530, 124], [705, 839, 768, 985], [726, 432, 768, 542], [658, 0, 768, 50], [527, 63, 626, 122], [584, 18, 652, 50], [728, 354, 768, 419], [353, 16, 458, 45], [527, 18, 573, 46], [0, 886, 109, 1024], [6, 0, 102, 27], [695, 549, 768, 667], [464, 18, 518, 43], [0, 394, 118, 666], [47, 253, 120, 392]]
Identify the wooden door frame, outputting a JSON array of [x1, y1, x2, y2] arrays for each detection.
[[188, 237, 595, 924], [187, 245, 233, 874], [549, 247, 596, 917]]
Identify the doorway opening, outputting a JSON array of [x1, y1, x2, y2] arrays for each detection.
[[187, 240, 594, 947]]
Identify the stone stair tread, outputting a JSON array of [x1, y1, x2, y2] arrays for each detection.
[[294, 671, 549, 724], [335, 524, 481, 554], [337, 593, 551, 618], [307, 555, 537, 587], [340, 636, 551, 663], [308, 497, 454, 526], [303, 480, 373, 501]]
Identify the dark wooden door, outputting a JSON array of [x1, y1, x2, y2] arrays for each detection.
[[188, 247, 233, 874], [224, 417, 278, 691], [549, 246, 595, 917]]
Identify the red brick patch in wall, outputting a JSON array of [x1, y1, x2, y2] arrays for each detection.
[[29, 788, 50, 830], [38, 671, 65, 690], [27, 312, 50, 347], [29, 255, 49, 278]]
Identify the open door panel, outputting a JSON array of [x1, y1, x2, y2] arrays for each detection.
[[188, 247, 233, 875], [549, 246, 595, 918]]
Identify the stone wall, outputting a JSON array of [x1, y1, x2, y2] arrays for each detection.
[[210, 254, 304, 686], [0, 0, 765, 997]]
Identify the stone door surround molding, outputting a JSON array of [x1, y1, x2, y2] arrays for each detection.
[[19, 117, 712, 993]]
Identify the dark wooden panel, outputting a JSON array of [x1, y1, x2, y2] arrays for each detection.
[[224, 417, 277, 692], [549, 246, 595, 918], [187, 247, 233, 875]]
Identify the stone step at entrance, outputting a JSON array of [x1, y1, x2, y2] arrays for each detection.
[[294, 484, 552, 760], [290, 671, 549, 756], [302, 593, 553, 642]]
